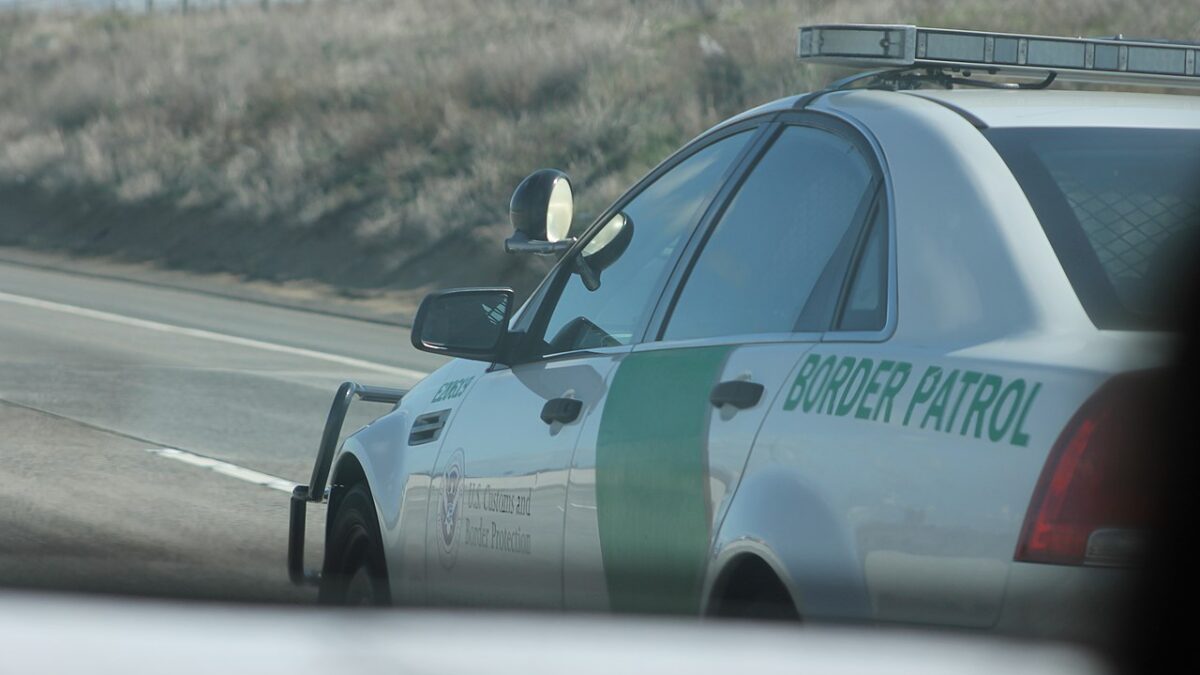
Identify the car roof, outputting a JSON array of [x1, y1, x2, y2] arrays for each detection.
[[900, 89, 1200, 129], [714, 88, 1200, 131]]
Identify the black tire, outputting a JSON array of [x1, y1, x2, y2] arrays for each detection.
[[711, 558, 800, 622], [714, 580, 801, 621], [318, 483, 391, 606], [726, 593, 801, 622]]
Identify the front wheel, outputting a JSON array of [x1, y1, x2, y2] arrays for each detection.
[[318, 483, 391, 606]]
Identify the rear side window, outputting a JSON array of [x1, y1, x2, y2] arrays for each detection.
[[986, 127, 1200, 330], [661, 124, 875, 341], [837, 199, 887, 332]]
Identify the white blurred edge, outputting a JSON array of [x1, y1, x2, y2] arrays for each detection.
[[0, 589, 1108, 675]]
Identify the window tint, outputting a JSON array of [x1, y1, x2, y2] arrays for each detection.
[[539, 130, 753, 354], [986, 127, 1200, 330], [837, 200, 888, 331], [662, 125, 874, 342]]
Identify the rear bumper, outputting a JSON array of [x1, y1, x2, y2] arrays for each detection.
[[995, 561, 1131, 642]]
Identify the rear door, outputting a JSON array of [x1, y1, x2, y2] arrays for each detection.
[[564, 115, 885, 613], [426, 126, 759, 608]]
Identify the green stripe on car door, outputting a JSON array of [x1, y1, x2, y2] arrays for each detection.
[[595, 345, 731, 614]]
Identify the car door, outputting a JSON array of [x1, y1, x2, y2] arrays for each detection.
[[425, 126, 761, 609], [563, 116, 885, 614], [744, 190, 1040, 628]]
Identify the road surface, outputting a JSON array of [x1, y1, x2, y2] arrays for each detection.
[[0, 258, 445, 602]]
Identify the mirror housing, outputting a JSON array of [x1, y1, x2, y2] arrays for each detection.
[[506, 169, 576, 255], [581, 213, 633, 271], [411, 288, 515, 363], [575, 213, 634, 291]]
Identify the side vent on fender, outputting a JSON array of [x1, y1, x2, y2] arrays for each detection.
[[409, 409, 451, 446]]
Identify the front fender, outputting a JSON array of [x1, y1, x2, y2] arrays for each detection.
[[326, 358, 490, 603], [332, 409, 412, 533], [707, 468, 872, 621], [330, 409, 430, 602]]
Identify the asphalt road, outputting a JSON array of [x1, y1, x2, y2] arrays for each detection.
[[0, 258, 445, 602]]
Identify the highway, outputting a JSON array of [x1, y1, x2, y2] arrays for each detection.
[[0, 258, 445, 602]]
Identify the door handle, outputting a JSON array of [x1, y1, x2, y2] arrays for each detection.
[[541, 397, 582, 425], [709, 380, 764, 410]]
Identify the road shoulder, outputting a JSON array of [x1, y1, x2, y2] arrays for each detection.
[[0, 245, 421, 328]]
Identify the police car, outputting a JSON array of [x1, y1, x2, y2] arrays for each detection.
[[287, 25, 1200, 637]]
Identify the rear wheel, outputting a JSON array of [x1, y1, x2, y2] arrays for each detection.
[[711, 556, 800, 622], [318, 483, 391, 606]]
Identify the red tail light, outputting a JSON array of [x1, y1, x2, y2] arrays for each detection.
[[1015, 372, 1159, 567]]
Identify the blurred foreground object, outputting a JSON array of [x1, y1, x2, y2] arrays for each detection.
[[0, 590, 1106, 675]]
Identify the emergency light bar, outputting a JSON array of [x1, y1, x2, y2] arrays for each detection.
[[798, 24, 1200, 89]]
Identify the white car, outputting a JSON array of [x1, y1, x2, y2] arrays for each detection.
[[288, 25, 1199, 639]]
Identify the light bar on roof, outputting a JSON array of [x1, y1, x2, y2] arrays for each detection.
[[797, 24, 1200, 88]]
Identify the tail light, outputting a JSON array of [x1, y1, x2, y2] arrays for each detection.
[[1014, 371, 1160, 567]]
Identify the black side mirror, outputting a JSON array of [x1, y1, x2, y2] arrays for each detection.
[[575, 213, 634, 291], [505, 169, 577, 255], [411, 288, 515, 363]]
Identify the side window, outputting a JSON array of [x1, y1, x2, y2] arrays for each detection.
[[836, 200, 888, 331], [661, 124, 875, 342], [537, 130, 754, 354]]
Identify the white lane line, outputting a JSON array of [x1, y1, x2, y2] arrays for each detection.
[[146, 448, 298, 494], [0, 289, 429, 380]]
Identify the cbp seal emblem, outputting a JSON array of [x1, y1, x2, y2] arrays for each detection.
[[437, 448, 466, 568]]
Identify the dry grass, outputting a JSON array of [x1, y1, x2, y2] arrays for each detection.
[[1, 0, 1197, 296]]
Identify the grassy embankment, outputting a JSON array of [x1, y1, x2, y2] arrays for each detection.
[[0, 0, 1196, 304]]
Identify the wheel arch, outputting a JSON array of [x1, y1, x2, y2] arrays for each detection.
[[326, 450, 370, 539], [706, 467, 873, 622], [704, 547, 801, 620]]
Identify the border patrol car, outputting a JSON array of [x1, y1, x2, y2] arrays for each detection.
[[288, 25, 1199, 637]]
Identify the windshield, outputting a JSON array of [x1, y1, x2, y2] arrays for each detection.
[[985, 127, 1200, 330]]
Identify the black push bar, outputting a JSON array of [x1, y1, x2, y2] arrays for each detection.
[[288, 381, 406, 586]]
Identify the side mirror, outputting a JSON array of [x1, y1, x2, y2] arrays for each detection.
[[411, 288, 515, 363], [575, 213, 634, 291], [505, 169, 577, 255]]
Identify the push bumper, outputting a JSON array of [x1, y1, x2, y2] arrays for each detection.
[[287, 381, 406, 586]]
